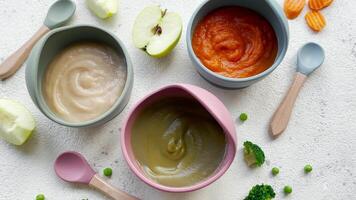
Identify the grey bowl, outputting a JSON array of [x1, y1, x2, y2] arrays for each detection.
[[186, 0, 289, 89], [25, 25, 133, 127]]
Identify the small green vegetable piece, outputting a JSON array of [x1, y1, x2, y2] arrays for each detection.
[[304, 164, 313, 173], [244, 184, 276, 200], [36, 194, 45, 200], [271, 167, 279, 175], [103, 167, 112, 177], [284, 186, 292, 194], [243, 141, 265, 167], [240, 113, 248, 121]]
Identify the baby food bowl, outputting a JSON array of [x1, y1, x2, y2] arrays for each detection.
[[121, 84, 237, 192], [187, 0, 289, 89], [25, 25, 133, 127]]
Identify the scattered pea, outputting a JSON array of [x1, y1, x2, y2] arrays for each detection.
[[304, 164, 313, 173], [284, 185, 292, 195], [271, 167, 279, 175], [239, 113, 248, 121], [36, 194, 45, 200], [103, 167, 113, 177]]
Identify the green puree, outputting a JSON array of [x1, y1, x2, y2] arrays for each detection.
[[131, 98, 227, 187]]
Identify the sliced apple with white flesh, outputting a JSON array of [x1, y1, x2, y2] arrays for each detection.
[[132, 6, 182, 58], [0, 99, 35, 145], [87, 0, 118, 19]]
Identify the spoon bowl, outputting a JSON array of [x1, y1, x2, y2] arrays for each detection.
[[54, 151, 138, 200], [44, 0, 76, 29], [54, 151, 95, 184], [297, 42, 325, 75]]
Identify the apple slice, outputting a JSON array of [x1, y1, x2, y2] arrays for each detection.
[[132, 6, 182, 58], [0, 99, 35, 145], [87, 0, 118, 19]]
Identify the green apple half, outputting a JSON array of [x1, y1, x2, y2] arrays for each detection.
[[0, 99, 35, 145], [87, 0, 118, 19], [132, 6, 182, 58]]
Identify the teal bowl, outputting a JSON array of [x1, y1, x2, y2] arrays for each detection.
[[25, 25, 133, 127], [187, 0, 289, 89]]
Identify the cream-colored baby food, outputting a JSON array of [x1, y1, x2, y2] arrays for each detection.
[[131, 98, 226, 187], [42, 42, 126, 123]]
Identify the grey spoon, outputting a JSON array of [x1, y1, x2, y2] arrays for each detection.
[[270, 42, 325, 137], [0, 0, 76, 80]]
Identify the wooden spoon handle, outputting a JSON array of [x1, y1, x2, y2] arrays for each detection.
[[0, 25, 50, 80], [89, 174, 139, 200], [270, 72, 307, 137]]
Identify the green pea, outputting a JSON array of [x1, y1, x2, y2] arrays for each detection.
[[284, 186, 292, 195], [239, 113, 248, 121], [36, 194, 45, 200], [103, 167, 113, 177], [304, 164, 313, 173], [272, 167, 279, 175]]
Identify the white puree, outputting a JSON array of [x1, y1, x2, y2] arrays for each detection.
[[42, 42, 126, 123]]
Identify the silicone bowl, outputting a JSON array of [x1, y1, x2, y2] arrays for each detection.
[[187, 0, 289, 88], [25, 25, 133, 127], [121, 84, 237, 192]]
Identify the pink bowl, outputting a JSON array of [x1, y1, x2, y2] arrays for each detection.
[[121, 84, 237, 192]]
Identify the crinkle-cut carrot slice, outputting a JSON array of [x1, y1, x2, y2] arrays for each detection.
[[309, 0, 333, 10], [284, 0, 306, 19], [305, 11, 326, 32]]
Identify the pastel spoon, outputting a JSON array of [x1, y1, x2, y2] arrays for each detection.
[[0, 0, 76, 80], [270, 42, 325, 137], [54, 151, 138, 200]]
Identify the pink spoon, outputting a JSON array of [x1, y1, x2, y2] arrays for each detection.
[[54, 151, 138, 200]]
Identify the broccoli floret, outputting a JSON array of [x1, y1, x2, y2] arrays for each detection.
[[243, 141, 265, 167], [244, 184, 276, 200]]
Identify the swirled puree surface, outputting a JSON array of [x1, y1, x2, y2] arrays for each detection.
[[192, 6, 278, 78], [131, 98, 226, 187], [43, 42, 126, 123]]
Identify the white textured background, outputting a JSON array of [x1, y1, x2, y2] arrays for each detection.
[[0, 0, 355, 199]]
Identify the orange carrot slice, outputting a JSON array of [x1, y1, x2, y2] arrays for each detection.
[[305, 11, 326, 32], [284, 0, 306, 19], [309, 0, 333, 10]]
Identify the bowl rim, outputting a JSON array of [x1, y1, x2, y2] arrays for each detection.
[[121, 84, 237, 193], [186, 0, 289, 83], [31, 24, 133, 127]]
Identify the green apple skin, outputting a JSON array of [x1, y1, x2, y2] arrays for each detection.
[[87, 0, 118, 19], [0, 99, 35, 145], [132, 6, 182, 58]]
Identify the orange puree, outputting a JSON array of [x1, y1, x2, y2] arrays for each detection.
[[192, 7, 278, 78]]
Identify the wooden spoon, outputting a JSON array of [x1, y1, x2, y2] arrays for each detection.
[[270, 43, 325, 137], [0, 0, 75, 80]]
